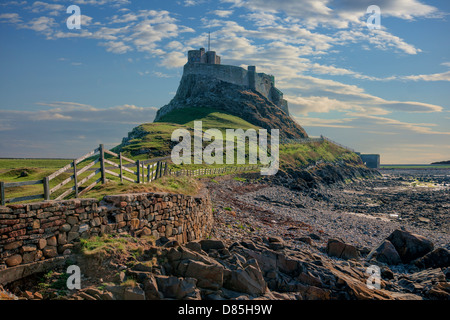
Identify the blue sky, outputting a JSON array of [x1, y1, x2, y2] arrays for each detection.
[[0, 0, 449, 163]]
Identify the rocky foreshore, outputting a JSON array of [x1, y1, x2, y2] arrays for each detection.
[[1, 168, 448, 300]]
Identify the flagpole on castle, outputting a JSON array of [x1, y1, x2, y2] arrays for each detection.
[[208, 31, 211, 52]]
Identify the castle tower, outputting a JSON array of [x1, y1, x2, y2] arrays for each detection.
[[187, 48, 220, 65]]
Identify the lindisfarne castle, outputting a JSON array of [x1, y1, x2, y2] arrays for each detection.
[[185, 48, 289, 115], [154, 47, 307, 140]]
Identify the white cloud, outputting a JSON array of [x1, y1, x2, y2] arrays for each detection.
[[182, 0, 206, 7], [210, 10, 234, 18], [0, 13, 22, 24], [23, 16, 56, 34], [73, 0, 130, 7], [0, 1, 26, 6], [401, 70, 450, 82], [223, 0, 441, 28], [29, 1, 65, 16], [100, 41, 132, 54]]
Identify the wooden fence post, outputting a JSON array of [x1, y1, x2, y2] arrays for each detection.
[[147, 164, 151, 182], [164, 162, 168, 176], [142, 162, 145, 183], [43, 177, 50, 201], [1, 182, 5, 206], [119, 152, 123, 183], [154, 162, 159, 179], [73, 160, 79, 198], [99, 144, 106, 184], [137, 160, 141, 183]]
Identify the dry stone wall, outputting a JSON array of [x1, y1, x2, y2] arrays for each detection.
[[0, 192, 213, 269]]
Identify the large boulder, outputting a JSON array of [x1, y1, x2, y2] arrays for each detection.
[[154, 275, 198, 299], [414, 248, 450, 269], [198, 239, 225, 252], [387, 229, 434, 263], [367, 240, 402, 265], [326, 239, 359, 260], [179, 259, 224, 290]]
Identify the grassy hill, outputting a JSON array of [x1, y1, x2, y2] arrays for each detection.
[[116, 107, 261, 160]]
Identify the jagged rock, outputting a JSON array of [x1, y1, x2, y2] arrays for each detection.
[[387, 229, 434, 263], [185, 241, 203, 253], [399, 268, 449, 299], [154, 275, 198, 299], [224, 259, 267, 295], [367, 240, 402, 265], [143, 274, 163, 300], [154, 73, 308, 140], [267, 236, 285, 251], [297, 237, 312, 245], [104, 285, 126, 300], [199, 239, 225, 251], [179, 259, 224, 290], [123, 286, 146, 300], [414, 248, 450, 269], [309, 233, 321, 241], [326, 239, 359, 260]]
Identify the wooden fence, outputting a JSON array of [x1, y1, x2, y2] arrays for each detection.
[[168, 164, 261, 177], [0, 145, 167, 206]]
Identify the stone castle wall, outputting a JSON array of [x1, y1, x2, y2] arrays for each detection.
[[183, 63, 289, 114], [0, 192, 213, 269]]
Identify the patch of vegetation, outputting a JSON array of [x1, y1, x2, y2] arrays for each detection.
[[233, 177, 246, 182], [120, 278, 138, 288], [279, 140, 360, 169], [80, 234, 128, 257]]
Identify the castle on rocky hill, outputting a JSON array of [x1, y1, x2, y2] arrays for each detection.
[[186, 48, 289, 115]]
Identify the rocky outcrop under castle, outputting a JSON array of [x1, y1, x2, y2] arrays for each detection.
[[154, 73, 308, 140]]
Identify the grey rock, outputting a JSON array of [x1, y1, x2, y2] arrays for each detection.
[[367, 240, 402, 265], [387, 229, 434, 263]]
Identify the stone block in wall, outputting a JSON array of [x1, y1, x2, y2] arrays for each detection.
[[4, 241, 22, 250], [42, 247, 58, 258], [21, 245, 37, 253], [57, 233, 67, 245], [67, 232, 79, 242], [66, 216, 78, 226], [38, 239, 47, 250], [47, 236, 57, 246], [23, 250, 42, 264], [5, 254, 22, 267]]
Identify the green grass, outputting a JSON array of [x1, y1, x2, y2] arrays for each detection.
[[279, 140, 360, 169], [117, 107, 260, 160], [0, 159, 72, 170], [80, 234, 129, 256], [156, 107, 260, 132]]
